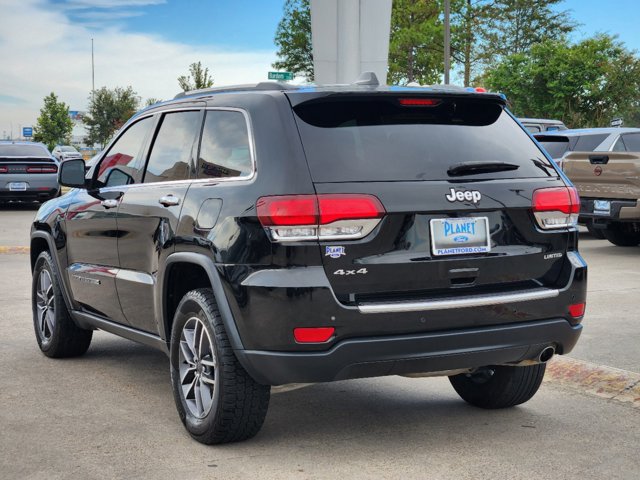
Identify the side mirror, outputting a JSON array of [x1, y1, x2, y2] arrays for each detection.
[[59, 158, 87, 188]]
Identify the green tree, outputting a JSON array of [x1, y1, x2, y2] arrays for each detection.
[[144, 97, 162, 107], [272, 0, 313, 80], [33, 92, 73, 151], [482, 0, 575, 62], [388, 0, 444, 85], [485, 35, 640, 127], [177, 62, 214, 92], [83, 86, 140, 148], [450, 0, 492, 86]]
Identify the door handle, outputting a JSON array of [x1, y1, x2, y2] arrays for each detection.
[[101, 199, 119, 209], [159, 195, 181, 207], [589, 155, 609, 165]]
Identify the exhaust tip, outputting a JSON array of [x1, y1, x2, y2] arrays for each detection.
[[539, 346, 555, 363]]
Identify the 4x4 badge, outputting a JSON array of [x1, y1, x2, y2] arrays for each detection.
[[446, 188, 481, 204]]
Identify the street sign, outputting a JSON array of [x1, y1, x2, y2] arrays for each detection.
[[22, 127, 33, 137], [611, 117, 623, 127], [268, 71, 294, 81]]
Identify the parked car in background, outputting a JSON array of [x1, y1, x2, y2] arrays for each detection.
[[518, 118, 567, 133], [52, 145, 83, 162], [0, 141, 60, 203], [557, 128, 640, 245]]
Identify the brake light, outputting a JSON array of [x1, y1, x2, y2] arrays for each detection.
[[26, 165, 58, 173], [257, 194, 385, 242], [0, 166, 7, 173], [293, 327, 335, 343], [532, 186, 580, 229], [569, 302, 586, 318], [398, 98, 441, 106]]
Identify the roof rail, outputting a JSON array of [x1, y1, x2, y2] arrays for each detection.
[[174, 81, 299, 99]]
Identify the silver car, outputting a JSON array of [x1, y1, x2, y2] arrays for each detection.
[[0, 142, 60, 202], [52, 145, 83, 162]]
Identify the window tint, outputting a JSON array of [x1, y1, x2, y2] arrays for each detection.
[[198, 110, 252, 179], [573, 134, 608, 152], [537, 137, 569, 159], [293, 97, 555, 182], [612, 137, 626, 152], [97, 117, 153, 188], [144, 111, 201, 183], [621, 133, 640, 152], [0, 144, 50, 157]]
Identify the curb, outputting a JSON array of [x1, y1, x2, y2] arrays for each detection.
[[545, 356, 640, 408], [0, 246, 30, 254]]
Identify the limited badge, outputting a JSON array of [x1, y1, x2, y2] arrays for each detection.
[[325, 246, 346, 259]]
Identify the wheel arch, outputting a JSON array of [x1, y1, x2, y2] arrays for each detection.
[[162, 253, 245, 351], [30, 231, 74, 312]]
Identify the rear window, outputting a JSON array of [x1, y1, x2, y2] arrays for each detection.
[[0, 144, 50, 157], [293, 96, 555, 182], [536, 137, 570, 159], [573, 134, 608, 152]]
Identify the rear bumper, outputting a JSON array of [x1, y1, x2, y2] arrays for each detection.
[[579, 197, 640, 223], [0, 174, 59, 201], [237, 319, 582, 385]]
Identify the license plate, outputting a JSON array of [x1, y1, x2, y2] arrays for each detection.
[[430, 217, 491, 256], [9, 182, 27, 191], [593, 200, 610, 215]]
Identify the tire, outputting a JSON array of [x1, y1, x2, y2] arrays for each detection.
[[170, 288, 270, 444], [586, 222, 605, 239], [602, 222, 640, 247], [32, 251, 93, 357], [449, 363, 546, 409]]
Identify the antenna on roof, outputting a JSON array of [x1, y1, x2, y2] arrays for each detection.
[[353, 72, 379, 86]]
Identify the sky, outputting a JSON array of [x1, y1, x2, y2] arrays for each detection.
[[1, 0, 639, 139]]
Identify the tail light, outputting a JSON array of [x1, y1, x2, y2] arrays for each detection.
[[398, 98, 442, 107], [257, 194, 385, 242], [0, 166, 7, 173], [532, 186, 579, 229], [26, 165, 58, 174]]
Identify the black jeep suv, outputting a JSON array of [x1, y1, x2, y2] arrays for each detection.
[[30, 77, 587, 444]]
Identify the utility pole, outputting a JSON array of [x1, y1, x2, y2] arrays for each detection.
[[91, 38, 95, 99], [444, 0, 451, 84]]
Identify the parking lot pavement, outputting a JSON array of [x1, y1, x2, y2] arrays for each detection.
[[1, 207, 639, 478], [0, 202, 38, 247]]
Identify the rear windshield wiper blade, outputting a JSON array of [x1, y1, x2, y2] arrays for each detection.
[[447, 161, 520, 177]]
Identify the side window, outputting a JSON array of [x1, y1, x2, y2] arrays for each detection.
[[525, 125, 541, 133], [144, 111, 202, 183], [612, 137, 626, 152], [621, 133, 640, 152], [97, 117, 154, 187], [198, 110, 253, 179], [573, 134, 609, 152]]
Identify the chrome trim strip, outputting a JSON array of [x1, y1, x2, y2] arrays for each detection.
[[357, 288, 560, 314]]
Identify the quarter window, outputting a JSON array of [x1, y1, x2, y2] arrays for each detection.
[[97, 116, 154, 188], [198, 110, 252, 179], [144, 111, 201, 183]]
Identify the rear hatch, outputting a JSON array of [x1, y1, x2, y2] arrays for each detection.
[[563, 151, 640, 200], [287, 92, 575, 306]]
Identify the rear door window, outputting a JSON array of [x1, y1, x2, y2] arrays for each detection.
[[292, 96, 555, 182], [143, 111, 201, 183]]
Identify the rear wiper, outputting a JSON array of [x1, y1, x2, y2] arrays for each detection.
[[447, 161, 520, 177]]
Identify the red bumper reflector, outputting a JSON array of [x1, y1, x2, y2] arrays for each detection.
[[569, 303, 586, 318], [293, 327, 335, 343]]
